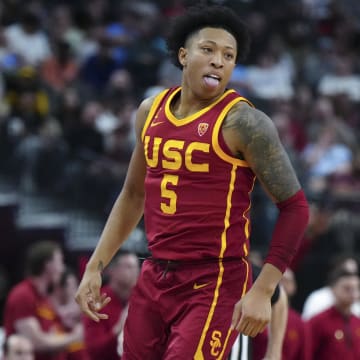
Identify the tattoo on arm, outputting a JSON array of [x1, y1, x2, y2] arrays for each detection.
[[224, 103, 300, 202], [97, 261, 104, 272]]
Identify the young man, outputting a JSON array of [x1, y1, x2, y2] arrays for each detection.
[[83, 251, 140, 360], [4, 241, 83, 360], [75, 5, 309, 359], [307, 269, 360, 359]]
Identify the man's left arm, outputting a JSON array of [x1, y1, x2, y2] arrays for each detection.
[[224, 103, 309, 336]]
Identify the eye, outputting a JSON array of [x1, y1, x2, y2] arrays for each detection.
[[225, 53, 235, 60], [202, 47, 212, 53]]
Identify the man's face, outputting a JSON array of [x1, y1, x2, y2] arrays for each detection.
[[112, 254, 140, 290], [179, 27, 237, 100], [45, 249, 65, 286], [5, 335, 34, 360], [332, 275, 360, 309]]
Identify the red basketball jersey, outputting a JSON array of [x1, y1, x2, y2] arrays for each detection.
[[142, 87, 256, 261]]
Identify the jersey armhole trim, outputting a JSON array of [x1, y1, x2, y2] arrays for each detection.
[[212, 98, 252, 167], [141, 88, 170, 141]]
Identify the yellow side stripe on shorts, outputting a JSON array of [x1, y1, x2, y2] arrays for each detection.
[[194, 164, 237, 360]]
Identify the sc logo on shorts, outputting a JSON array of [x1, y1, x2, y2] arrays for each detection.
[[210, 330, 222, 356]]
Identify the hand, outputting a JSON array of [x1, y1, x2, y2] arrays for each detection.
[[75, 269, 111, 322], [231, 286, 272, 337]]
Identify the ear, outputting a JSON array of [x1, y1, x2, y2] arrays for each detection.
[[178, 47, 187, 67]]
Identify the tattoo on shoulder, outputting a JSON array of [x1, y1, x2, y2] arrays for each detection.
[[97, 261, 104, 272], [224, 102, 300, 201]]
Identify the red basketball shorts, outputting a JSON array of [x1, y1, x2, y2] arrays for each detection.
[[122, 257, 252, 360]]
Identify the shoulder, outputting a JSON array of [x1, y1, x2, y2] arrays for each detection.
[[221, 100, 281, 158], [138, 95, 157, 116], [134, 95, 159, 135], [6, 281, 36, 311], [136, 89, 168, 124], [310, 307, 334, 323], [223, 101, 278, 139], [8, 281, 34, 300]]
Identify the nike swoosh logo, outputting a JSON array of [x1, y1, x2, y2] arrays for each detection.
[[193, 282, 210, 290], [150, 121, 164, 127]]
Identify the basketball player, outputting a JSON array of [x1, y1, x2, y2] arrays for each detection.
[[75, 5, 309, 359]]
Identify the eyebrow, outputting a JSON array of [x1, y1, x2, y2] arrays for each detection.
[[199, 40, 235, 50]]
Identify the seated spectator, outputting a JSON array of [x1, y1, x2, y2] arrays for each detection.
[[307, 268, 360, 359], [302, 255, 360, 320], [3, 241, 83, 360], [2, 334, 34, 360], [318, 55, 360, 102], [301, 121, 353, 194], [241, 41, 295, 101], [327, 146, 360, 212], [280, 268, 311, 360], [4, 10, 51, 67], [79, 38, 120, 96], [50, 269, 88, 360], [84, 251, 140, 360], [41, 40, 79, 95]]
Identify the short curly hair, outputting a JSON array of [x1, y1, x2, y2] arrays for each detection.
[[166, 5, 250, 69]]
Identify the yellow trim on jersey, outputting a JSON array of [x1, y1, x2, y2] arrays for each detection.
[[241, 257, 250, 298], [243, 175, 257, 241], [165, 87, 236, 126], [212, 98, 252, 167], [141, 89, 169, 141], [194, 164, 237, 360]]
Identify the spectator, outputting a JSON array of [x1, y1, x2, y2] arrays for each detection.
[[83, 251, 140, 360], [41, 40, 79, 95], [2, 334, 34, 360], [302, 121, 353, 195], [50, 269, 88, 360], [3, 241, 83, 360], [307, 268, 360, 359], [280, 268, 311, 360], [250, 263, 288, 360], [4, 10, 51, 67], [318, 55, 360, 102], [80, 38, 120, 96], [302, 255, 360, 320]]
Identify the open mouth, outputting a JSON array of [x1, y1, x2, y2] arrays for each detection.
[[203, 74, 221, 87]]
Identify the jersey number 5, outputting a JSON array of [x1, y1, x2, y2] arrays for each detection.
[[160, 174, 179, 214]]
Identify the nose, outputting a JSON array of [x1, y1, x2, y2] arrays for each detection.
[[211, 52, 223, 68]]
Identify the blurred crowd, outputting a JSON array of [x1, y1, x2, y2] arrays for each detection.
[[0, 0, 360, 358]]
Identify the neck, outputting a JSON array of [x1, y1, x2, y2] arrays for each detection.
[[174, 85, 224, 118], [335, 303, 352, 317], [30, 276, 49, 296]]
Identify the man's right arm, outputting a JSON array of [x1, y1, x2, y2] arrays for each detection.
[[75, 96, 154, 321], [15, 317, 82, 352]]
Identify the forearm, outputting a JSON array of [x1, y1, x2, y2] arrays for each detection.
[[18, 327, 79, 352], [35, 332, 81, 352], [86, 189, 144, 272], [265, 189, 309, 273], [264, 286, 288, 359], [252, 263, 283, 297]]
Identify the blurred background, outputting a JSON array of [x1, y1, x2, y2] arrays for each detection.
[[0, 0, 359, 333]]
